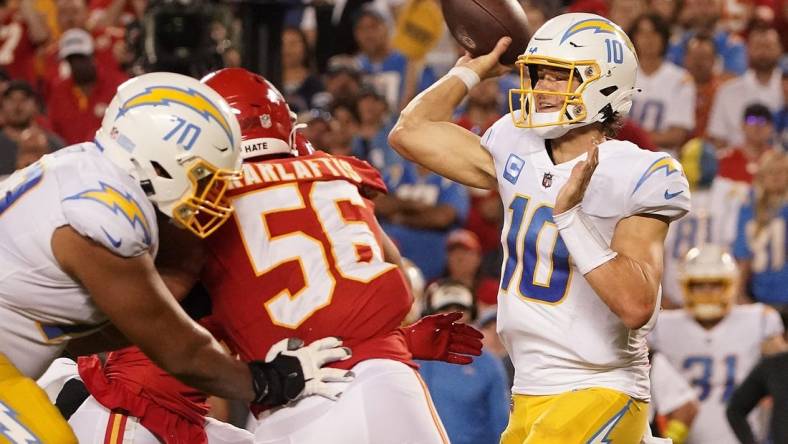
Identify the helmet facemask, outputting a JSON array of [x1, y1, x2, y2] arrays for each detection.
[[509, 55, 603, 138], [683, 278, 735, 322], [170, 159, 241, 238]]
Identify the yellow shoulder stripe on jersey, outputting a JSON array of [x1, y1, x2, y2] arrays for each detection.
[[119, 85, 234, 146], [64, 182, 151, 245], [632, 156, 682, 194]]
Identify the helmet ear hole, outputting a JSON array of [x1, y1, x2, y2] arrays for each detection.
[[150, 161, 173, 179], [600, 86, 618, 96]]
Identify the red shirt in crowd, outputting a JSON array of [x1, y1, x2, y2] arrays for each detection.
[[46, 67, 127, 145], [0, 12, 39, 86], [717, 146, 777, 184]]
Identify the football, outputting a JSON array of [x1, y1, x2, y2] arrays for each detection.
[[440, 0, 531, 65]]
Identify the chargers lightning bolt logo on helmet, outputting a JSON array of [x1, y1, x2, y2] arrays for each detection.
[[117, 86, 235, 147], [560, 18, 635, 53]]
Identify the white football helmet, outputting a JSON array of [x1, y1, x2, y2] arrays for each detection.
[[510, 13, 639, 138], [95, 72, 242, 238], [680, 245, 739, 321]]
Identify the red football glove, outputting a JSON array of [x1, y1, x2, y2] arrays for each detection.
[[399, 312, 484, 365]]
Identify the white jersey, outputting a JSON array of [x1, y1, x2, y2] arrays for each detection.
[[649, 351, 697, 422], [631, 62, 696, 143], [649, 305, 784, 444], [0, 144, 158, 378], [707, 69, 784, 147], [662, 178, 749, 305], [482, 116, 690, 401]]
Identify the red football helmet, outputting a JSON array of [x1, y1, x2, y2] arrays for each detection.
[[202, 68, 312, 159]]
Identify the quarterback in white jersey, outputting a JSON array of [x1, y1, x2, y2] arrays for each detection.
[[662, 140, 749, 305], [650, 245, 785, 444], [0, 73, 349, 443], [390, 12, 689, 444]]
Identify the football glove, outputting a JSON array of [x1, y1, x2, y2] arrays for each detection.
[[249, 337, 353, 407], [400, 312, 483, 365]]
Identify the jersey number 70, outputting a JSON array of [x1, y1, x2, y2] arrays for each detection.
[[501, 195, 572, 304]]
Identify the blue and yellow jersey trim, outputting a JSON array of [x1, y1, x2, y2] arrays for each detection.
[[63, 182, 152, 246], [0, 161, 44, 217], [118, 85, 234, 146], [35, 321, 107, 344], [632, 156, 683, 194]]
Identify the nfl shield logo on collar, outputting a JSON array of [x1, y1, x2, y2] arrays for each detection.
[[542, 172, 553, 188]]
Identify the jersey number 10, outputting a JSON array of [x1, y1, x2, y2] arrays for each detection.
[[501, 195, 572, 304]]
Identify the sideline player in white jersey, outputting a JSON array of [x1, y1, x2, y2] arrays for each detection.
[[650, 245, 786, 444], [662, 139, 749, 306], [0, 72, 350, 443], [390, 12, 690, 443]]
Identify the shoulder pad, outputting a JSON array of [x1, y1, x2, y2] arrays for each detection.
[[55, 151, 158, 257]]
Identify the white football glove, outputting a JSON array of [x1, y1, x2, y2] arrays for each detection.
[[249, 337, 353, 407]]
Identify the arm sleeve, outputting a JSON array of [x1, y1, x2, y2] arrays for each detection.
[[726, 358, 768, 444], [650, 352, 698, 415], [628, 154, 691, 220]]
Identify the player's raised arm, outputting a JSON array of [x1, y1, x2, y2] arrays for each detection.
[[388, 38, 512, 190]]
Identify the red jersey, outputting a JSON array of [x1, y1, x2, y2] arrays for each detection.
[[202, 152, 415, 371], [78, 347, 210, 444], [0, 13, 37, 86]]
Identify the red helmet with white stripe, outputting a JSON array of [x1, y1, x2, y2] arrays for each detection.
[[201, 68, 312, 159]]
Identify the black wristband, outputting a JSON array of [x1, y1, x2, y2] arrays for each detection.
[[248, 353, 306, 407]]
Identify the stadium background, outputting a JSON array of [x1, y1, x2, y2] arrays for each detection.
[[0, 0, 784, 441]]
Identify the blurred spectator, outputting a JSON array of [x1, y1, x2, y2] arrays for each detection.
[[668, 0, 747, 76], [649, 351, 699, 444], [733, 151, 788, 306], [14, 127, 49, 169], [42, 0, 125, 99], [707, 26, 784, 148], [390, 0, 443, 63], [441, 229, 500, 308], [302, 0, 402, 72], [726, 351, 788, 444], [281, 26, 323, 114], [608, 0, 646, 32], [0, 81, 63, 175], [376, 160, 469, 280], [718, 104, 778, 184], [463, 186, 503, 256], [88, 0, 145, 30], [455, 79, 501, 136], [477, 308, 514, 385], [650, 245, 785, 444], [777, 57, 788, 151], [0, 0, 50, 87], [326, 99, 358, 156], [649, 0, 678, 24], [311, 55, 363, 110], [47, 28, 127, 145], [354, 6, 412, 110], [351, 85, 398, 169], [629, 13, 695, 152], [298, 109, 333, 152], [684, 33, 730, 139], [662, 138, 748, 307], [417, 280, 510, 444]]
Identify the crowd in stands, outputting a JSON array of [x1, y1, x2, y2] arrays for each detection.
[[0, 0, 785, 442]]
